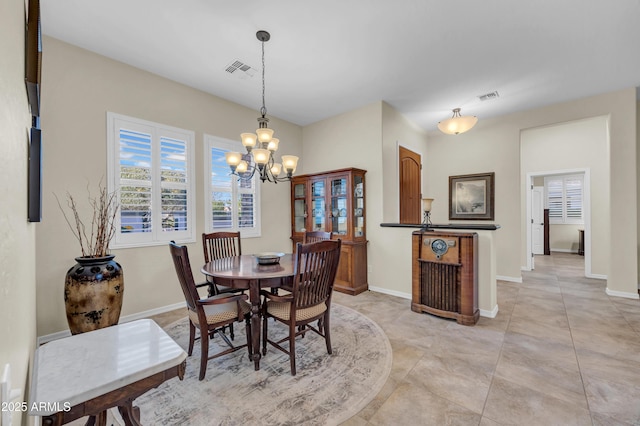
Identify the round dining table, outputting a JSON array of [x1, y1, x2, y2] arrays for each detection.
[[201, 254, 294, 371]]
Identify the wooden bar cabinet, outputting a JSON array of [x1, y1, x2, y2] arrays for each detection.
[[290, 168, 368, 295]]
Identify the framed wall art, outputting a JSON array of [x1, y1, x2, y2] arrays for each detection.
[[449, 172, 495, 220]]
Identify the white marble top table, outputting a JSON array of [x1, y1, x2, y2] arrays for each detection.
[[29, 319, 187, 425]]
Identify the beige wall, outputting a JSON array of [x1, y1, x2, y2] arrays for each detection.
[[427, 89, 637, 296], [521, 116, 610, 275], [426, 116, 519, 280], [37, 38, 302, 336], [0, 0, 38, 424], [381, 102, 429, 223], [302, 101, 429, 296], [549, 224, 582, 252]]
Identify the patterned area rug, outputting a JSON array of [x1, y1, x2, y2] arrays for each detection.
[[127, 303, 391, 425]]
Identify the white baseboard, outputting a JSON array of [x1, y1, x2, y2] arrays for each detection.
[[550, 248, 579, 253], [497, 275, 522, 283], [368, 286, 411, 300], [37, 301, 186, 345], [370, 286, 499, 320], [586, 273, 607, 280], [480, 304, 499, 318], [605, 288, 640, 300], [120, 301, 185, 323]]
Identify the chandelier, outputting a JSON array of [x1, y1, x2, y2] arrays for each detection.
[[437, 108, 478, 135], [225, 30, 299, 183]]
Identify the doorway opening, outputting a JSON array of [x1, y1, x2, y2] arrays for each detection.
[[526, 169, 591, 277]]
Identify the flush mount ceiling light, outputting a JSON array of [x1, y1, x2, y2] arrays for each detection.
[[225, 30, 299, 183], [437, 108, 478, 135]]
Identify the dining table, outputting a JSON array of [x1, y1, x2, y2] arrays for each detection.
[[201, 253, 295, 371]]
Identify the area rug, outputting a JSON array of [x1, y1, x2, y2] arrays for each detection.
[[124, 303, 391, 425]]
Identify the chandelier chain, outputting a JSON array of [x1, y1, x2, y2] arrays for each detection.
[[260, 39, 266, 117]]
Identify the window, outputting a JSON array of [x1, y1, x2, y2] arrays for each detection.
[[204, 134, 261, 237], [107, 113, 195, 248], [544, 174, 584, 224]]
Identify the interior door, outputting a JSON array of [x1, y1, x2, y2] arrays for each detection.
[[532, 186, 544, 256], [399, 146, 421, 224]]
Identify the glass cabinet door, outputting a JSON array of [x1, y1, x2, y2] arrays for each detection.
[[311, 180, 326, 231], [353, 175, 365, 238], [293, 182, 307, 233], [330, 177, 348, 236]]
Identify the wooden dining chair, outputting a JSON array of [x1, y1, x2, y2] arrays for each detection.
[[303, 230, 332, 244], [261, 239, 342, 375], [169, 241, 252, 381], [201, 232, 246, 296]]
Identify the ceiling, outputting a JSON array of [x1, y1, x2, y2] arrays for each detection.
[[41, 0, 640, 132]]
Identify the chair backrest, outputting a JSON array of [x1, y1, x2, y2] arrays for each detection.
[[202, 232, 242, 263], [303, 231, 332, 244], [292, 239, 342, 310], [169, 241, 201, 312]]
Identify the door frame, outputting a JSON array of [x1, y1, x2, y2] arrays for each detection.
[[525, 168, 591, 277], [531, 185, 544, 258]]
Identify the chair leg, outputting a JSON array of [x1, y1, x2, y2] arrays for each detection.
[[199, 325, 209, 381], [289, 322, 297, 376], [245, 315, 253, 360], [262, 307, 268, 356], [324, 312, 332, 355], [229, 322, 235, 340], [188, 322, 195, 356]]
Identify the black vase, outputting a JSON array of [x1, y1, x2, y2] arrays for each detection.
[[64, 254, 124, 334]]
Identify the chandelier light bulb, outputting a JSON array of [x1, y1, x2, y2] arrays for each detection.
[[281, 155, 299, 174], [256, 127, 274, 144], [225, 151, 242, 167], [270, 163, 282, 176], [252, 148, 270, 165], [236, 160, 248, 173], [241, 133, 257, 149], [267, 138, 279, 151]]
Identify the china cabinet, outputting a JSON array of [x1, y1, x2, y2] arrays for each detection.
[[290, 168, 367, 295]]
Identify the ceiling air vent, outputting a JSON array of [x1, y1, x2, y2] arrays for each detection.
[[225, 60, 256, 78], [478, 91, 499, 102]]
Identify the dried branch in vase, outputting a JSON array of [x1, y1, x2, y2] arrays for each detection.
[[55, 183, 119, 258]]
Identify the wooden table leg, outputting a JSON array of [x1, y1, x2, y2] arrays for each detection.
[[118, 400, 142, 426], [84, 411, 106, 426], [249, 279, 262, 370]]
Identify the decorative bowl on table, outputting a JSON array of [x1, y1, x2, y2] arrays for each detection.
[[255, 252, 285, 265]]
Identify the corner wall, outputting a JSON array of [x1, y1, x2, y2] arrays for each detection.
[[302, 101, 429, 297], [0, 1, 38, 424]]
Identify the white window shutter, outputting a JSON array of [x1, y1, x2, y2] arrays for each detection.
[[544, 174, 584, 225], [108, 112, 195, 248], [205, 135, 261, 237]]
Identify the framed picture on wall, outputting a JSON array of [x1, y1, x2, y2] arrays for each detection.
[[449, 172, 495, 220], [25, 0, 41, 117]]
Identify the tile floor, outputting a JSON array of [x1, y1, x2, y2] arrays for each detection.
[[151, 253, 640, 425]]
